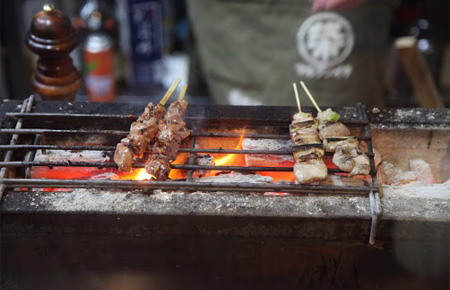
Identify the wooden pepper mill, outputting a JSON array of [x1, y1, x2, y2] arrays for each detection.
[[26, 4, 82, 101]]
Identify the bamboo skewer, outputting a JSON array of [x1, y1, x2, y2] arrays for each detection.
[[293, 83, 302, 113], [178, 85, 187, 102], [300, 81, 321, 112], [160, 78, 181, 105]]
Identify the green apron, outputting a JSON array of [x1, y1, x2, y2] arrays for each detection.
[[187, 0, 391, 107]]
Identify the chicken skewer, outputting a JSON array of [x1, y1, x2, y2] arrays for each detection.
[[300, 81, 370, 176], [290, 83, 328, 184], [114, 78, 181, 171], [145, 85, 190, 180]]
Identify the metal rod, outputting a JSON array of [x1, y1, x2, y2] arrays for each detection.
[[0, 145, 117, 151], [5, 112, 369, 125], [24, 134, 41, 178], [356, 103, 381, 245], [0, 144, 294, 154], [0, 128, 129, 135], [186, 136, 197, 182], [0, 161, 350, 174], [0, 129, 373, 144], [5, 112, 138, 119], [0, 129, 289, 139], [0, 145, 375, 158], [369, 191, 382, 245], [1, 178, 378, 194], [357, 103, 379, 188]]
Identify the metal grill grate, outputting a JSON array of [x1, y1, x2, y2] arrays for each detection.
[[0, 96, 379, 196]]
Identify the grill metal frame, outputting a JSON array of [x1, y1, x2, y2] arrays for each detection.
[[0, 96, 378, 194], [0, 96, 381, 243], [0, 97, 378, 193]]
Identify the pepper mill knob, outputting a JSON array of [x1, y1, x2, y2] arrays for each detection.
[[26, 4, 82, 101]]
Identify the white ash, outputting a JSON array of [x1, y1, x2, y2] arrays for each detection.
[[378, 159, 441, 186], [409, 158, 435, 184], [394, 109, 419, 119], [27, 188, 370, 218], [242, 138, 292, 151], [36, 188, 187, 213], [242, 138, 293, 166], [193, 154, 215, 178], [382, 183, 450, 199], [194, 154, 214, 166], [378, 162, 418, 186], [39, 189, 150, 212], [194, 172, 273, 184], [382, 183, 450, 221], [34, 149, 109, 162], [321, 174, 368, 187]]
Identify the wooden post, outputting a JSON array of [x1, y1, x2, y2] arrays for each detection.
[[395, 36, 444, 108]]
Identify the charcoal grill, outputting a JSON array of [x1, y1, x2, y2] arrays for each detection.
[[0, 96, 382, 243], [0, 96, 381, 243], [0, 96, 378, 193], [2, 96, 449, 290]]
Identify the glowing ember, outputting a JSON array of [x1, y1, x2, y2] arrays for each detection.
[[168, 153, 189, 179], [214, 132, 245, 166], [257, 171, 295, 183], [135, 169, 156, 180], [114, 168, 156, 180]]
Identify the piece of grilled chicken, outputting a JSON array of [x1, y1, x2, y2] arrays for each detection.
[[333, 143, 371, 176], [290, 112, 328, 184], [114, 103, 166, 171]]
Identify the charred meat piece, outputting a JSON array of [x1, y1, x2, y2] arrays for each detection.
[[145, 158, 172, 180], [323, 137, 358, 153], [113, 143, 133, 172], [293, 146, 324, 162], [290, 126, 321, 145], [145, 100, 190, 180], [319, 122, 350, 140], [114, 103, 166, 171]]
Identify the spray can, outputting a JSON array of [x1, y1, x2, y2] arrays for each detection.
[[83, 12, 116, 102]]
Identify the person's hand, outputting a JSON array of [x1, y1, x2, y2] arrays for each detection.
[[312, 0, 366, 11]]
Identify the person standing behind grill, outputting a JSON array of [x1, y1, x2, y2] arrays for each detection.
[[186, 0, 392, 107]]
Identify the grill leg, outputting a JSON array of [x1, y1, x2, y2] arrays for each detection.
[[369, 191, 382, 245]]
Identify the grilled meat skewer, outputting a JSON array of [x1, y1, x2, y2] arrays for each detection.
[[290, 111, 328, 184], [316, 108, 370, 175], [114, 103, 166, 171], [145, 98, 190, 180]]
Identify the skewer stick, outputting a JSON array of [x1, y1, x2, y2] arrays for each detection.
[[300, 81, 321, 112], [159, 78, 181, 105], [292, 83, 302, 113], [178, 85, 187, 102]]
